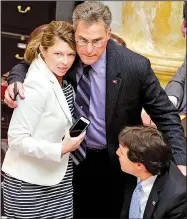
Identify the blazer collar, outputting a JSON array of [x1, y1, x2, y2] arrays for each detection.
[[105, 39, 122, 128], [33, 55, 72, 122], [143, 170, 168, 219], [32, 54, 56, 82]]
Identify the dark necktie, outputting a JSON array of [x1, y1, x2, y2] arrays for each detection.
[[70, 65, 91, 165]]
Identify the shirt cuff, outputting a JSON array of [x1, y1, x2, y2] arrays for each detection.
[[168, 96, 179, 108]]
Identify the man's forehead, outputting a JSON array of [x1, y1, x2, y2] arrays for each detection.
[[75, 20, 107, 35]]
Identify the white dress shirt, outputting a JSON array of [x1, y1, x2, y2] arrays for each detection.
[[168, 95, 179, 108], [139, 175, 158, 218]]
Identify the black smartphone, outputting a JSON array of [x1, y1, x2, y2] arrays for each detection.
[[69, 116, 90, 137], [13, 82, 19, 101]]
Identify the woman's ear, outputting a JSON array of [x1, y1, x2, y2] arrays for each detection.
[[39, 45, 45, 57]]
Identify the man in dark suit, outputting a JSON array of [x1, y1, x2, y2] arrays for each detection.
[[4, 1, 186, 218], [165, 2, 186, 113], [117, 126, 186, 219], [165, 58, 186, 113]]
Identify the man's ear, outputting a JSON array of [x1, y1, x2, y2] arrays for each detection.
[[137, 163, 147, 172], [107, 28, 112, 39]]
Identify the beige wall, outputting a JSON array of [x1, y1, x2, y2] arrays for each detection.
[[109, 1, 186, 86]]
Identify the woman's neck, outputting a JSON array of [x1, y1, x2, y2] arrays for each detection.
[[55, 75, 63, 85]]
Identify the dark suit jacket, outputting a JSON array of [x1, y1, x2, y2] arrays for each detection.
[[120, 161, 187, 219], [7, 39, 186, 167], [165, 57, 186, 112]]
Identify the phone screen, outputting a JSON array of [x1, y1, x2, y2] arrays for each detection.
[[70, 119, 89, 137]]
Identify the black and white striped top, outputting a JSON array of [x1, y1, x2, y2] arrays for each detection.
[[62, 81, 74, 116]]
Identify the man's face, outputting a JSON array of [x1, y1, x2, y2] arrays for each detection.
[[116, 144, 138, 176], [75, 20, 111, 65]]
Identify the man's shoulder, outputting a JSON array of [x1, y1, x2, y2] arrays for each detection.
[[11, 61, 30, 71], [161, 162, 186, 196], [108, 40, 150, 73], [109, 39, 149, 62]]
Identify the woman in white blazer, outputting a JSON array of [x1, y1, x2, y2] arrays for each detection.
[[2, 21, 85, 219]]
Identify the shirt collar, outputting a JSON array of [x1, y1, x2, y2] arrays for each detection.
[[91, 50, 106, 74], [138, 175, 158, 196]]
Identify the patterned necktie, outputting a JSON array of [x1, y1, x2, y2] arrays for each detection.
[[70, 65, 91, 165], [129, 181, 142, 219]]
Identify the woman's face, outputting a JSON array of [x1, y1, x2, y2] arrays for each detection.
[[41, 37, 76, 77]]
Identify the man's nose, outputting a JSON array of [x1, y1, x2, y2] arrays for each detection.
[[86, 42, 94, 53]]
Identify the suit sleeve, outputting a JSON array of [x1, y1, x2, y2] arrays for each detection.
[[7, 61, 30, 85], [140, 59, 186, 165], [165, 58, 186, 107], [8, 74, 62, 162]]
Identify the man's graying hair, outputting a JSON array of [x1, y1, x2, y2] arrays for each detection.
[[72, 1, 112, 31]]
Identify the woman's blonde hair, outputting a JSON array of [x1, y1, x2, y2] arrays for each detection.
[[24, 24, 48, 63], [41, 21, 75, 52], [24, 21, 75, 64]]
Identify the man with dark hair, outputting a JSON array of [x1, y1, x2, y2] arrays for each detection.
[[165, 2, 186, 113], [117, 126, 186, 219]]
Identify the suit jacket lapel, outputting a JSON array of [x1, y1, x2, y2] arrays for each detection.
[[143, 171, 168, 219], [52, 80, 72, 122], [143, 189, 159, 219], [106, 40, 122, 129]]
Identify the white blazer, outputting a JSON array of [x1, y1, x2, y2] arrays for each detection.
[[2, 55, 73, 186]]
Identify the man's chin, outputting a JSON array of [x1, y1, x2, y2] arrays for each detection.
[[81, 57, 97, 65]]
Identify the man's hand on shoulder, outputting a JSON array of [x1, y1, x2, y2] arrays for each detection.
[[4, 82, 25, 108], [141, 112, 156, 126], [177, 165, 186, 176]]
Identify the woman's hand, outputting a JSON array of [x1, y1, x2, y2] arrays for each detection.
[[61, 131, 86, 156]]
